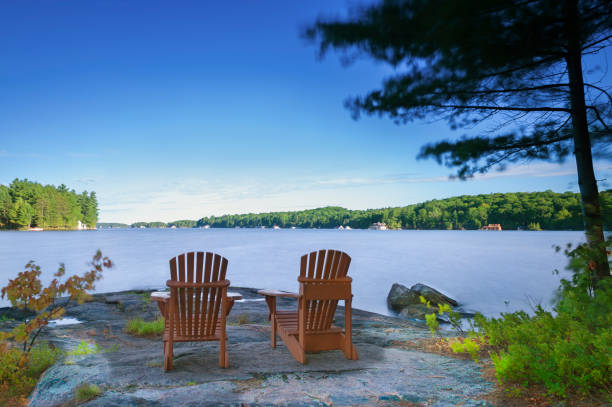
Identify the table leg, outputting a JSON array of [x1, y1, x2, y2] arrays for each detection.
[[155, 300, 167, 319], [225, 299, 235, 316], [264, 296, 276, 321]]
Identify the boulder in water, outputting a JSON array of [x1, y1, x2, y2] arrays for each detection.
[[386, 283, 420, 311], [387, 283, 460, 321], [409, 283, 458, 307]]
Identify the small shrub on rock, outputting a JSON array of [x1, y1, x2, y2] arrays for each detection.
[[126, 316, 164, 337], [0, 250, 112, 353], [75, 382, 101, 402], [0, 342, 62, 407]]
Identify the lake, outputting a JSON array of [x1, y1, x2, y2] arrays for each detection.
[[0, 229, 585, 317]]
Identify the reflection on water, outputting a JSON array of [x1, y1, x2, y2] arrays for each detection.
[[0, 229, 583, 317]]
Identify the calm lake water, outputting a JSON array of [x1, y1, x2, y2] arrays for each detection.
[[0, 229, 585, 316]]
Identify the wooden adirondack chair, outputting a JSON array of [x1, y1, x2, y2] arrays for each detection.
[[163, 252, 231, 371], [259, 249, 358, 364]]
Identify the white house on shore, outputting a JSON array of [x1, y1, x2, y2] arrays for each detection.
[[368, 222, 388, 230]]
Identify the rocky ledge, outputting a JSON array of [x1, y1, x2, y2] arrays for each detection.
[[2, 289, 493, 406]]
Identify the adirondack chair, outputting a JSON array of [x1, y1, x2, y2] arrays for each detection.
[[258, 249, 358, 364], [163, 252, 231, 371]]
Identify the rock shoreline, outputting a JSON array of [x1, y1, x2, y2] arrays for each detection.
[[1, 288, 493, 406]]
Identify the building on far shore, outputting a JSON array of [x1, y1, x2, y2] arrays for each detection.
[[481, 223, 502, 231], [368, 222, 388, 230]]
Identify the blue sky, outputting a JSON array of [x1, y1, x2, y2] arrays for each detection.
[[1, 1, 610, 223]]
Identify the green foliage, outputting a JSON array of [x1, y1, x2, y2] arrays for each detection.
[[167, 219, 198, 228], [68, 341, 100, 356], [0, 179, 98, 230], [527, 222, 542, 231], [191, 190, 610, 231], [420, 296, 464, 335], [75, 383, 101, 402], [0, 342, 61, 407], [306, 0, 611, 178], [125, 317, 165, 337], [473, 240, 612, 398], [0, 251, 112, 353], [449, 338, 481, 363], [424, 313, 438, 335], [25, 342, 63, 378], [112, 191, 612, 231]]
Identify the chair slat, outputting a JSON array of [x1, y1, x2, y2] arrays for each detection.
[[194, 252, 204, 337], [187, 252, 194, 336], [178, 254, 186, 337], [201, 252, 212, 332], [315, 250, 326, 279], [308, 252, 316, 278], [300, 255, 307, 278], [207, 254, 222, 336]]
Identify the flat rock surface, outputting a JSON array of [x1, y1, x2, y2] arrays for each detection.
[[20, 289, 493, 406]]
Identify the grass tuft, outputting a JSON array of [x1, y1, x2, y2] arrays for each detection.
[[229, 313, 250, 326], [125, 316, 164, 337], [68, 341, 99, 356], [75, 383, 102, 402]]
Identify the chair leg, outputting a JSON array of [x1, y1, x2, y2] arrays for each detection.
[[219, 337, 227, 368], [164, 340, 173, 371], [271, 315, 277, 348], [343, 297, 358, 360]]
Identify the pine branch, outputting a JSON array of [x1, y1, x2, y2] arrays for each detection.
[[582, 34, 612, 51], [434, 104, 571, 113]]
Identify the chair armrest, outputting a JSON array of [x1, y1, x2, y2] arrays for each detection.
[[226, 292, 243, 301], [151, 291, 170, 302]]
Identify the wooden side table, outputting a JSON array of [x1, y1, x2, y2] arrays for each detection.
[[257, 289, 299, 348]]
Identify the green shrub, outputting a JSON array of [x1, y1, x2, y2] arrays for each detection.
[[75, 382, 101, 402], [0, 251, 111, 354], [473, 240, 612, 399], [448, 337, 481, 362], [68, 340, 99, 356], [477, 286, 612, 398], [126, 316, 164, 337], [25, 342, 63, 378], [0, 342, 61, 406]]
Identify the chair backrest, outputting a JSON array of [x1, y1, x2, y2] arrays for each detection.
[[298, 249, 352, 332], [168, 252, 229, 337]]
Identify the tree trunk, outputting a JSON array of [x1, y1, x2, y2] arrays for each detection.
[[565, 0, 610, 286]]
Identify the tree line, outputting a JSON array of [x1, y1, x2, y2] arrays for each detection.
[[0, 179, 98, 230], [101, 190, 610, 231]]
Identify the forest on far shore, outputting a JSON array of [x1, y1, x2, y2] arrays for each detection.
[[98, 190, 611, 231], [0, 179, 98, 230]]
